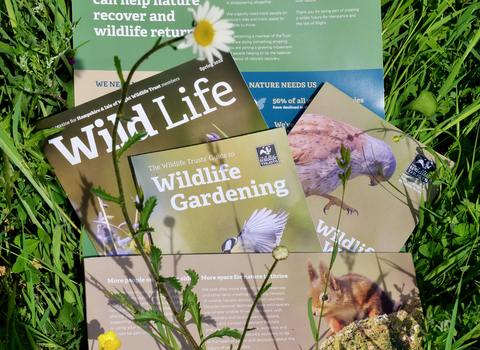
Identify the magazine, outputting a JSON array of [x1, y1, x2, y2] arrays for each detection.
[[288, 83, 452, 252], [73, 0, 385, 122], [35, 54, 268, 256], [129, 128, 321, 254], [84, 252, 423, 349]]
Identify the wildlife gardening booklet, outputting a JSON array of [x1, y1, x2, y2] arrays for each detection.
[[34, 53, 268, 257], [73, 0, 386, 123], [128, 127, 321, 254], [288, 83, 452, 253], [84, 252, 423, 349]]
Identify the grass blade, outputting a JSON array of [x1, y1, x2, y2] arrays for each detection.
[[0, 127, 53, 209], [307, 298, 318, 341], [437, 28, 480, 100], [12, 92, 22, 144], [4, 0, 18, 29]]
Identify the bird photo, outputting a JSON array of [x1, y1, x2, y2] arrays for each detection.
[[288, 114, 397, 215], [221, 207, 289, 253]]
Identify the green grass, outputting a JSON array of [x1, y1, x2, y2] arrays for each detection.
[[0, 0, 86, 348], [382, 0, 480, 348], [0, 0, 479, 349]]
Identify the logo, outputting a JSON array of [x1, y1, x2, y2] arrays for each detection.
[[255, 97, 266, 110], [405, 154, 436, 183], [255, 143, 280, 167]]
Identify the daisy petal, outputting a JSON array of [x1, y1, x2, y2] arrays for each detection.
[[206, 6, 224, 23], [212, 41, 231, 53], [197, 1, 209, 20], [178, 1, 234, 63], [177, 40, 193, 49], [209, 46, 223, 60]]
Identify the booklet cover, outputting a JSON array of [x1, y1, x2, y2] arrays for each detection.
[[288, 83, 451, 253], [73, 0, 385, 122], [128, 128, 321, 254], [35, 54, 268, 256], [84, 252, 422, 349]]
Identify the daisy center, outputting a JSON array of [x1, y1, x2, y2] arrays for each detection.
[[194, 20, 214, 47]]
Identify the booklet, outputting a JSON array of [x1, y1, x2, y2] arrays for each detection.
[[35, 54, 268, 257], [128, 128, 320, 254], [73, 0, 385, 122], [84, 252, 422, 349], [288, 83, 452, 253]]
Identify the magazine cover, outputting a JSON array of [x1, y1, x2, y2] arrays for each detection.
[[35, 54, 268, 257], [84, 252, 423, 349], [288, 83, 452, 252], [129, 128, 321, 254], [73, 0, 385, 122]]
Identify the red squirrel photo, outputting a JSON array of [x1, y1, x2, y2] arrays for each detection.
[[307, 260, 395, 337]]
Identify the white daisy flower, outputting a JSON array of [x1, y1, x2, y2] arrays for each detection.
[[178, 1, 235, 64]]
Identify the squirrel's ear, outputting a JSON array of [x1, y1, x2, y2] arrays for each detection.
[[318, 260, 330, 284], [307, 261, 318, 282], [318, 260, 329, 273], [329, 275, 339, 290], [318, 260, 338, 288]]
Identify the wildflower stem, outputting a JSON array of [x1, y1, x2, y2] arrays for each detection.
[[111, 35, 185, 240], [314, 184, 346, 350], [116, 36, 185, 122], [237, 259, 279, 350], [313, 146, 350, 350], [110, 35, 200, 350]]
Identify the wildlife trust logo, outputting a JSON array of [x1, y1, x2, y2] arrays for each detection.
[[405, 153, 436, 183], [255, 143, 280, 167]]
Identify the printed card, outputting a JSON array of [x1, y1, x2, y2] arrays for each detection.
[[287, 83, 452, 252], [85, 252, 423, 349], [128, 128, 321, 254]]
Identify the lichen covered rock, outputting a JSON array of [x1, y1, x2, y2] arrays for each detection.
[[320, 297, 423, 350]]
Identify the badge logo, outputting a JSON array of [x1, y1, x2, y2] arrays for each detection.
[[255, 143, 280, 167], [405, 154, 436, 183]]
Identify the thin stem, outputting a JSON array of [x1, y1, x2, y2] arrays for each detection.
[[42, 93, 69, 109], [116, 37, 185, 121], [109, 35, 201, 350], [237, 259, 279, 350], [314, 183, 345, 350], [313, 151, 349, 350]]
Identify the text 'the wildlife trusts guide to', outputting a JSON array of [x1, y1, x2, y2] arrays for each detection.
[[34, 54, 268, 257], [129, 128, 321, 254], [288, 83, 453, 253], [85, 252, 423, 349]]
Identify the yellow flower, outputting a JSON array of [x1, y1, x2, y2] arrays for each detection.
[[272, 246, 289, 261], [178, 1, 234, 64], [98, 331, 122, 350]]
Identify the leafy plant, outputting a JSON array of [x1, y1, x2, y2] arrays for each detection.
[[89, 5, 288, 349]]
